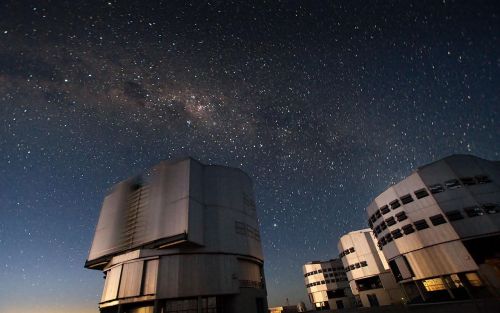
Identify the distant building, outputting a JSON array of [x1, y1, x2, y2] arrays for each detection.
[[268, 305, 299, 313], [338, 229, 404, 307], [85, 158, 268, 313], [366, 154, 500, 303], [303, 259, 354, 310]]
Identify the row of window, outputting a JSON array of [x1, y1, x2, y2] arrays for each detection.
[[368, 191, 423, 227], [306, 277, 348, 288], [372, 211, 408, 237], [374, 203, 499, 242], [443, 203, 499, 221], [377, 214, 447, 248], [368, 174, 493, 227], [304, 267, 345, 277], [344, 260, 368, 272], [339, 247, 355, 258]]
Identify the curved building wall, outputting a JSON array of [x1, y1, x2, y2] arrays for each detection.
[[86, 158, 267, 313], [338, 229, 403, 307], [365, 155, 500, 303]]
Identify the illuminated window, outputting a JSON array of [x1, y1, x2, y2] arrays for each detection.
[[465, 272, 483, 287], [422, 278, 446, 291]]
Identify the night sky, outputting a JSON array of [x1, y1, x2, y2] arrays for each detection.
[[1, 1, 499, 312]]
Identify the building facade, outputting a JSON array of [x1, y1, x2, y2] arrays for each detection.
[[85, 158, 268, 313], [366, 154, 500, 303], [302, 259, 353, 310], [338, 229, 403, 307]]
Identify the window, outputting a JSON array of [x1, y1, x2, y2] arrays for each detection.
[[430, 214, 447, 226], [385, 233, 393, 243], [414, 188, 429, 199], [349, 247, 355, 253], [379, 237, 387, 246], [356, 275, 383, 291], [422, 278, 447, 291], [390, 199, 401, 210], [475, 175, 492, 184], [349, 265, 355, 270], [368, 219, 373, 229], [460, 177, 476, 186], [400, 194, 414, 204], [385, 216, 396, 226], [380, 221, 388, 230], [464, 206, 484, 217], [318, 269, 323, 273], [429, 184, 444, 194], [370, 214, 377, 223], [465, 272, 483, 287], [380, 205, 390, 215], [445, 179, 462, 190], [375, 210, 382, 219], [395, 211, 408, 222], [414, 219, 429, 230], [402, 224, 415, 235], [391, 229, 403, 239], [374, 225, 381, 234], [483, 203, 499, 214], [445, 210, 464, 221], [360, 261, 368, 267], [355, 263, 360, 268]]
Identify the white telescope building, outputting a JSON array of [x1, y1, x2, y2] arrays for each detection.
[[302, 259, 353, 310], [366, 154, 499, 303], [85, 158, 268, 313], [338, 229, 403, 307]]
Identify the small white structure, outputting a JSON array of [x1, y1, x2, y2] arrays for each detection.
[[338, 229, 403, 307], [85, 157, 268, 313], [303, 259, 354, 310]]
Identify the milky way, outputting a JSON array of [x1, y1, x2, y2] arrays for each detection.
[[1, 1, 499, 312]]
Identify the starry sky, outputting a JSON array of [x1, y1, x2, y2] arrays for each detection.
[[0, 0, 499, 312]]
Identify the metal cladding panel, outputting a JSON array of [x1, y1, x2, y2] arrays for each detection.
[[238, 259, 261, 281], [142, 259, 158, 295], [157, 254, 239, 298], [146, 159, 191, 244], [101, 265, 122, 302], [118, 261, 144, 298], [202, 166, 263, 260], [88, 181, 134, 262], [405, 241, 477, 279]]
